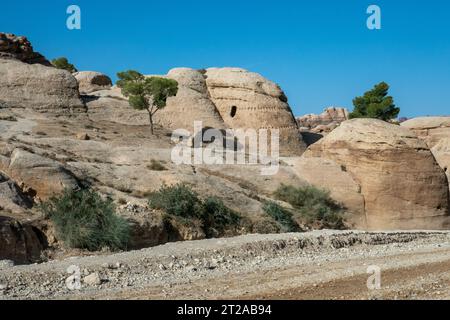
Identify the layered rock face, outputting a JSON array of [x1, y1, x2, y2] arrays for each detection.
[[0, 33, 84, 113], [402, 117, 450, 190], [154, 68, 225, 131], [297, 107, 349, 134], [0, 33, 50, 65], [74, 71, 113, 94], [204, 68, 306, 155], [401, 117, 450, 148], [293, 119, 450, 230]]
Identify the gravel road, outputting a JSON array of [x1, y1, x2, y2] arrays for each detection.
[[1, 230, 449, 300]]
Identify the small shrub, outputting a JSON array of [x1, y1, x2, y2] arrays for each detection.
[[40, 188, 130, 251], [147, 159, 167, 171], [263, 201, 300, 232], [274, 184, 346, 230], [148, 184, 241, 237], [51, 57, 77, 73], [148, 184, 203, 218], [202, 197, 241, 236]]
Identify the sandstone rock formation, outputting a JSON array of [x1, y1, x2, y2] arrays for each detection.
[[85, 86, 149, 125], [401, 117, 450, 148], [297, 107, 349, 134], [0, 173, 33, 214], [0, 216, 44, 264], [292, 119, 450, 230], [0, 59, 85, 113], [154, 68, 225, 132], [402, 117, 450, 191], [0, 33, 50, 65], [105, 67, 305, 155], [204, 68, 305, 155], [0, 149, 79, 201], [0, 33, 84, 113], [74, 71, 113, 94]]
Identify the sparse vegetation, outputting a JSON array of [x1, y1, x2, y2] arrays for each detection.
[[349, 82, 399, 121], [202, 197, 241, 237], [116, 70, 178, 134], [147, 159, 167, 171], [263, 201, 300, 232], [274, 184, 346, 230], [40, 188, 130, 251], [51, 57, 78, 73], [148, 184, 241, 237], [148, 184, 204, 218]]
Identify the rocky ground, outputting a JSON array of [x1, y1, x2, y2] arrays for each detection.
[[1, 230, 449, 300]]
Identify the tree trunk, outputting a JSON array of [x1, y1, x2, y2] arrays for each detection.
[[147, 109, 154, 135]]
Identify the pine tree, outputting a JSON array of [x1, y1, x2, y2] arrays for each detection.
[[116, 70, 178, 134], [350, 82, 399, 121]]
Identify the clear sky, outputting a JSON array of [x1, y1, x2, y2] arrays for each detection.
[[1, 0, 449, 118]]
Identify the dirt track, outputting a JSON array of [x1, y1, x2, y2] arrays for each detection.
[[1, 230, 449, 300]]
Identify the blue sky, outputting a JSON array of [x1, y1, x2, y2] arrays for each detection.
[[1, 0, 450, 117]]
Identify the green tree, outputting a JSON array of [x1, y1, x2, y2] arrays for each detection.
[[51, 57, 77, 73], [349, 82, 399, 121], [116, 70, 178, 134]]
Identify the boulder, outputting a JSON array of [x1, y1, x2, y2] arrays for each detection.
[[205, 67, 306, 155], [0, 216, 44, 264], [401, 116, 450, 148], [401, 117, 450, 192], [0, 149, 79, 201], [0, 59, 85, 113], [0, 173, 33, 214], [293, 119, 450, 230], [154, 68, 226, 131], [74, 71, 112, 94]]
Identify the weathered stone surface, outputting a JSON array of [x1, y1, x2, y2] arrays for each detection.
[[0, 216, 44, 264], [401, 117, 450, 192], [0, 59, 85, 113], [0, 33, 50, 65], [74, 71, 112, 94], [297, 107, 349, 134], [205, 68, 306, 155], [293, 119, 450, 230], [85, 87, 149, 125], [401, 116, 450, 148], [0, 149, 79, 201], [0, 173, 33, 214], [154, 68, 225, 131]]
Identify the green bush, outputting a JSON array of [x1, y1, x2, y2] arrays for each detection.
[[274, 184, 346, 230], [203, 197, 241, 236], [148, 184, 203, 218], [263, 201, 299, 232], [51, 57, 77, 73], [148, 184, 241, 237], [40, 188, 130, 251]]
